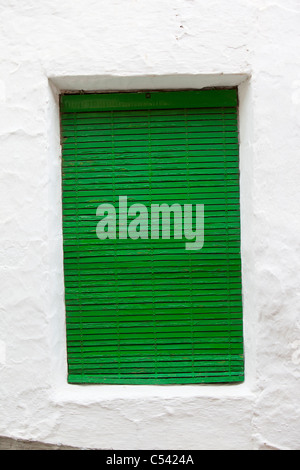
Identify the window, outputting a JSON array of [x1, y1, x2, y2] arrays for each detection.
[[60, 89, 244, 384]]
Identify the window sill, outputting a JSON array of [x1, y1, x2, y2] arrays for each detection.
[[50, 381, 254, 405]]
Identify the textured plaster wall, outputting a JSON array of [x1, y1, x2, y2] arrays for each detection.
[[0, 0, 299, 450]]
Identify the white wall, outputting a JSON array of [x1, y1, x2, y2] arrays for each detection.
[[0, 0, 299, 450]]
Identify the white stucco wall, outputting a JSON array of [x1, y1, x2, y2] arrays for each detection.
[[0, 0, 300, 450]]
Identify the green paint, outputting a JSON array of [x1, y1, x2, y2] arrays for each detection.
[[61, 89, 244, 384]]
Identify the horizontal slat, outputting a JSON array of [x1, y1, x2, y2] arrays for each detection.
[[63, 234, 240, 244], [63, 248, 241, 260], [67, 342, 242, 350], [66, 331, 243, 344], [63, 172, 239, 186], [66, 178, 237, 188], [66, 311, 242, 321], [65, 285, 241, 297], [68, 344, 243, 355], [62, 161, 239, 174], [62, 122, 238, 132], [68, 364, 243, 374], [68, 359, 243, 368], [62, 132, 238, 145], [62, 115, 237, 126], [62, 110, 237, 120], [68, 342, 242, 353], [61, 90, 237, 112], [62, 198, 239, 209], [62, 162, 239, 175], [62, 149, 239, 160], [62, 117, 237, 129], [67, 375, 243, 384], [62, 111, 237, 119], [64, 275, 241, 288], [68, 361, 243, 370], [65, 302, 242, 314], [65, 296, 242, 308], [63, 235, 240, 246], [64, 258, 241, 269], [63, 267, 241, 279], [62, 220, 240, 232], [63, 218, 240, 228], [67, 315, 242, 326], [67, 320, 242, 331], [61, 107, 237, 119], [62, 145, 239, 157], [64, 273, 242, 285], [62, 125, 238, 137], [62, 142, 239, 152], [63, 246, 241, 258]]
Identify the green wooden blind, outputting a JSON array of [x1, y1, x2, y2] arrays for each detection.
[[61, 89, 244, 384]]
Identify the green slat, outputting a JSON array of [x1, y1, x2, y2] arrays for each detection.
[[63, 134, 238, 145], [67, 340, 243, 350], [67, 375, 243, 385], [61, 90, 237, 112], [61, 107, 237, 118], [62, 126, 238, 137], [62, 113, 238, 124], [61, 89, 244, 385], [68, 358, 243, 367], [65, 301, 243, 313], [65, 279, 241, 290], [62, 145, 238, 156], [62, 163, 240, 176], [62, 151, 239, 162], [61, 107, 237, 119], [62, 142, 239, 151], [66, 313, 242, 323]]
